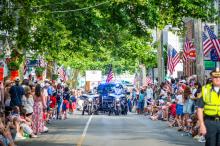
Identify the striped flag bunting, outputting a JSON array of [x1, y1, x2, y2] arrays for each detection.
[[106, 65, 114, 83], [167, 46, 180, 75], [204, 25, 220, 58]]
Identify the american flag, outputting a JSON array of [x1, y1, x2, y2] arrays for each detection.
[[106, 65, 114, 83], [182, 39, 195, 62], [58, 67, 67, 82], [23, 60, 30, 75], [204, 25, 220, 58], [183, 39, 189, 62], [39, 58, 46, 67], [146, 76, 153, 85], [203, 32, 213, 56], [167, 47, 180, 75]]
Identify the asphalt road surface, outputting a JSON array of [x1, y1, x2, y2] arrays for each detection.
[[17, 112, 204, 146]]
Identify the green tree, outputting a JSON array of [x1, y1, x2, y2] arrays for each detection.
[[0, 0, 216, 75]]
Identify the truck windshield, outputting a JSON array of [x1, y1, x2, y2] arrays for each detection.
[[97, 83, 115, 94]]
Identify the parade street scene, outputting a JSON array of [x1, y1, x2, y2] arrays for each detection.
[[1, 0, 220, 146]]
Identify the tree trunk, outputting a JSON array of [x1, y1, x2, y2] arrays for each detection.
[[46, 61, 53, 80], [71, 69, 80, 88]]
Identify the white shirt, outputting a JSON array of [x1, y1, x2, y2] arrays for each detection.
[[176, 94, 183, 105], [160, 89, 167, 99], [192, 88, 197, 99], [43, 88, 48, 97], [23, 95, 34, 114], [146, 88, 153, 99], [214, 87, 220, 93]]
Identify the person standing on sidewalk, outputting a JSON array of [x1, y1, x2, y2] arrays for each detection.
[[197, 68, 220, 146], [32, 84, 45, 135], [138, 89, 145, 114], [9, 77, 25, 109]]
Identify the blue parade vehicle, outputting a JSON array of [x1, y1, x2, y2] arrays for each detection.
[[97, 82, 128, 115]]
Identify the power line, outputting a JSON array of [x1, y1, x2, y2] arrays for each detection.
[[35, 1, 110, 14], [32, 0, 79, 8]]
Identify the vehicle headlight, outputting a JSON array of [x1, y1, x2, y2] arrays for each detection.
[[88, 98, 93, 102]]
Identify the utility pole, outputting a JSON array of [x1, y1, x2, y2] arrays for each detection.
[[194, 19, 205, 84], [156, 28, 164, 84], [139, 64, 146, 86]]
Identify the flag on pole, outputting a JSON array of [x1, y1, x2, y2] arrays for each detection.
[[183, 39, 189, 62], [146, 76, 153, 85], [58, 67, 67, 82], [23, 60, 30, 75], [203, 32, 213, 56], [39, 58, 46, 67], [106, 65, 114, 83], [167, 46, 180, 75], [204, 25, 220, 58]]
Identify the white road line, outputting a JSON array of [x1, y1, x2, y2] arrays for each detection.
[[82, 115, 93, 137], [77, 115, 93, 146]]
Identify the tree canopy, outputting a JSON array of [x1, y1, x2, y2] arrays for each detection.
[[0, 0, 216, 74]]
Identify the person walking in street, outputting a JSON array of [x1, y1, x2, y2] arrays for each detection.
[[197, 68, 220, 146]]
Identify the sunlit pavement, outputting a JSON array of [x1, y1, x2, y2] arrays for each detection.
[[17, 111, 204, 146]]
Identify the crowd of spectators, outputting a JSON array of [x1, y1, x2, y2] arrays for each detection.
[[0, 77, 79, 146], [130, 76, 206, 143]]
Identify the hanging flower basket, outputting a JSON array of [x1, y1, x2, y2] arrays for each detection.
[[35, 67, 45, 77], [37, 76, 43, 81], [7, 61, 20, 81], [10, 70, 19, 81], [52, 74, 59, 80], [7, 61, 20, 71]]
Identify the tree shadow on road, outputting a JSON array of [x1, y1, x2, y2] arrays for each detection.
[[16, 140, 90, 146]]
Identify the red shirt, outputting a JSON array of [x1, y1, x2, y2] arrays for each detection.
[[50, 96, 57, 108], [170, 103, 176, 117], [63, 99, 69, 109]]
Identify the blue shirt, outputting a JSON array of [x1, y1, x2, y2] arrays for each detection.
[[9, 85, 24, 106], [139, 93, 145, 102], [47, 86, 53, 96]]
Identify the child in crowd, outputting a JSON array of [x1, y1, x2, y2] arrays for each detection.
[[49, 92, 57, 119], [169, 99, 176, 121], [69, 91, 76, 114], [175, 89, 184, 129], [62, 97, 69, 120]]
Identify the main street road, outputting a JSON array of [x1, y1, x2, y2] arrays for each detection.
[[17, 112, 204, 146]]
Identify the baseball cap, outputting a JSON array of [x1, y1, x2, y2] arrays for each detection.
[[15, 77, 20, 82], [210, 68, 220, 78]]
